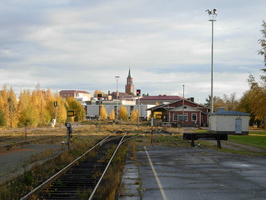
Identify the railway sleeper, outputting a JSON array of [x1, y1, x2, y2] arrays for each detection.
[[35, 136, 122, 199]]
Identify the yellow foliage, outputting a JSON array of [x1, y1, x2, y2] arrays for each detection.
[[66, 97, 85, 122], [99, 105, 108, 120], [130, 110, 138, 122], [109, 110, 115, 120], [119, 106, 128, 121], [0, 86, 19, 127], [94, 90, 106, 97]]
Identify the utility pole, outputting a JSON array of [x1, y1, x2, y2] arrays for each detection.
[[182, 85, 185, 125]]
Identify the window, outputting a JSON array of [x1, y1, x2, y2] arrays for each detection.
[[178, 114, 188, 121], [192, 113, 197, 121], [173, 113, 178, 121]]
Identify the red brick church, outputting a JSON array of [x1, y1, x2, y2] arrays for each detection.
[[125, 68, 134, 95]]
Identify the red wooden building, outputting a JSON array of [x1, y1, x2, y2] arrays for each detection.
[[148, 99, 210, 127]]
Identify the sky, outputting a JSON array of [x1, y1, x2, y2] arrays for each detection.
[[0, 0, 265, 103]]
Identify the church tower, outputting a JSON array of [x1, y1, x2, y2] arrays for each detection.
[[125, 68, 134, 95]]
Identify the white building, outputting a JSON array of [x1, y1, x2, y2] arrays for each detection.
[[209, 108, 250, 135], [59, 90, 91, 104], [86, 104, 153, 119]]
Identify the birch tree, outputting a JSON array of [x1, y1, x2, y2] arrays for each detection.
[[66, 97, 85, 122], [17, 90, 39, 127], [119, 105, 128, 121], [99, 105, 108, 120], [258, 20, 266, 83], [8, 87, 18, 127], [109, 110, 115, 120], [130, 110, 138, 122]]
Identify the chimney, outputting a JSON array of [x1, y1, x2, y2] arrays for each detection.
[[217, 107, 225, 113]]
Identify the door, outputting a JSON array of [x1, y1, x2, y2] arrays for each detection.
[[235, 118, 242, 134]]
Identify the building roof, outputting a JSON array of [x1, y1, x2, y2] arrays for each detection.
[[59, 90, 90, 94], [147, 99, 209, 111], [110, 92, 134, 99], [210, 110, 250, 116], [209, 108, 250, 116], [169, 105, 202, 112], [140, 95, 183, 101]]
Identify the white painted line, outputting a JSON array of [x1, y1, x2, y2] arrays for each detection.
[[144, 146, 168, 200]]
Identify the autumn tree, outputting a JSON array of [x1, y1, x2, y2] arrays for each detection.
[[213, 96, 225, 110], [8, 88, 19, 127], [36, 88, 51, 125], [244, 74, 266, 126], [130, 110, 138, 122], [223, 93, 239, 111], [205, 96, 225, 111], [237, 90, 255, 124], [258, 20, 266, 82], [0, 109, 6, 127], [94, 90, 106, 98], [42, 90, 68, 124], [99, 105, 108, 120], [0, 86, 19, 127], [17, 90, 39, 127], [16, 87, 68, 127], [66, 97, 85, 122], [0, 86, 10, 127], [45, 89, 59, 124], [241, 20, 266, 126], [109, 110, 115, 120], [54, 94, 67, 123], [205, 93, 240, 112], [119, 105, 128, 121]]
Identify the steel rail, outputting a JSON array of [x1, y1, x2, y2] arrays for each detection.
[[88, 132, 127, 200], [20, 135, 111, 200], [121, 134, 141, 144]]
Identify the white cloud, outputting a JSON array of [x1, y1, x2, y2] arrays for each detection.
[[0, 0, 265, 103]]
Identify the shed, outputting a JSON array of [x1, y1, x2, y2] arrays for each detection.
[[209, 108, 250, 135]]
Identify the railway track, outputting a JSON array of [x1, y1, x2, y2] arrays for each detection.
[[20, 133, 127, 200]]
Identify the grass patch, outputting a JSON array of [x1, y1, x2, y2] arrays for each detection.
[[229, 134, 266, 149]]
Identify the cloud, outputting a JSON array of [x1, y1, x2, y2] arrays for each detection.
[[0, 0, 265, 103]]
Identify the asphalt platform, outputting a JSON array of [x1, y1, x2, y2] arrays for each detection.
[[119, 145, 266, 200]]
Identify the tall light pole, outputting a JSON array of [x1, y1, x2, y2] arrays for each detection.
[[206, 8, 217, 113], [182, 85, 185, 125], [115, 76, 119, 121]]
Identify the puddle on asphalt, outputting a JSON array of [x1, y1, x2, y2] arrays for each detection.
[[222, 161, 255, 168]]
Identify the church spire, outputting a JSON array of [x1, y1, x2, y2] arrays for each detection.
[[127, 67, 131, 78], [125, 67, 134, 95]]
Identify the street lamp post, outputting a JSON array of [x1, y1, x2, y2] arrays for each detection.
[[206, 9, 217, 113], [115, 76, 119, 122], [182, 85, 185, 126]]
